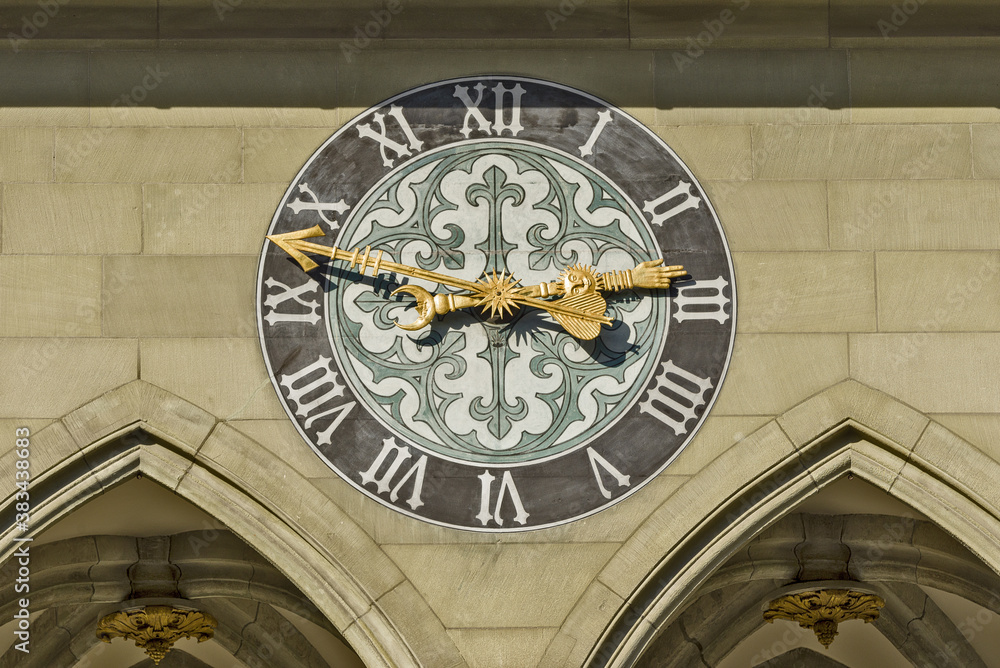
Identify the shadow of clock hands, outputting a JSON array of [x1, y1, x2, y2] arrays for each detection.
[[510, 311, 638, 367]]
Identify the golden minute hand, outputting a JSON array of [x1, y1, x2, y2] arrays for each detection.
[[267, 225, 484, 293]]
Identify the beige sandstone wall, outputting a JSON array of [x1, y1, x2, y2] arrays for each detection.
[[2, 42, 999, 666]]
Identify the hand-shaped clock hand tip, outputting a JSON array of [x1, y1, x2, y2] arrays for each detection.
[[516, 259, 687, 299], [631, 259, 686, 289]]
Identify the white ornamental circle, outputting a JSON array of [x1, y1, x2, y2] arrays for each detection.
[[328, 139, 667, 466]]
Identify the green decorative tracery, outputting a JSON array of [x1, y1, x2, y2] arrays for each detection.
[[329, 140, 666, 464]]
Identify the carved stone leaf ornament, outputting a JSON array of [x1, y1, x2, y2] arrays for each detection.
[[257, 76, 737, 531], [763, 586, 886, 648], [96, 605, 218, 664]]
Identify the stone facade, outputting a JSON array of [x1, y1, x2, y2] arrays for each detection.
[[2, 4, 1000, 666]]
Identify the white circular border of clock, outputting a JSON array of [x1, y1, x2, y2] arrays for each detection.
[[256, 76, 736, 532]]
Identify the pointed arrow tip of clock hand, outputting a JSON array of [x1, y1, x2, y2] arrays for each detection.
[[266, 233, 320, 272]]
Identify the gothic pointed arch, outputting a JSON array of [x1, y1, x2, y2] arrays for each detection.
[[0, 379, 439, 668], [557, 380, 1000, 667]]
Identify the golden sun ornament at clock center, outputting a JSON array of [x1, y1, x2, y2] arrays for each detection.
[[475, 269, 522, 319]]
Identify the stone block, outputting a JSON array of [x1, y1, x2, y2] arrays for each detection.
[[32, 534, 98, 579], [830, 180, 1000, 250], [972, 125, 1000, 178], [237, 601, 331, 668], [542, 579, 625, 668], [380, 543, 619, 628], [840, 513, 920, 583], [144, 183, 285, 254], [308, 475, 461, 547], [103, 256, 257, 337], [537, 631, 577, 668], [228, 420, 332, 477], [796, 514, 850, 579], [633, 618, 708, 668], [142, 339, 285, 419], [336, 49, 657, 126], [745, 514, 805, 581], [706, 180, 828, 251], [654, 49, 849, 126], [55, 128, 242, 183], [850, 333, 1000, 413], [753, 124, 972, 180], [876, 251, 1000, 331], [668, 415, 771, 475], [778, 380, 928, 451], [632, 0, 829, 48], [562, 475, 689, 543], [0, 338, 137, 418], [849, 49, 1000, 123], [0, 418, 52, 444], [90, 51, 340, 127], [734, 251, 875, 332], [244, 128, 335, 183], [0, 420, 78, 498], [911, 520, 999, 593], [714, 334, 849, 415], [157, 0, 359, 38], [22, 612, 76, 666], [0, 255, 101, 336], [913, 422, 1000, 514], [385, 0, 629, 41], [449, 627, 557, 668], [61, 380, 216, 453], [378, 582, 465, 668], [653, 125, 751, 180], [0, 127, 53, 182], [3, 184, 142, 254], [930, 414, 1000, 465], [0, 53, 88, 125], [0, 0, 156, 41]]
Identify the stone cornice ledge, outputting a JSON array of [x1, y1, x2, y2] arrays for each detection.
[[2, 0, 1000, 51]]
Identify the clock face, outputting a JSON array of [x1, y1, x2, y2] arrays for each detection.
[[257, 76, 736, 532]]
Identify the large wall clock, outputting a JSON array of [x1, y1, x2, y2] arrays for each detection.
[[256, 76, 736, 532]]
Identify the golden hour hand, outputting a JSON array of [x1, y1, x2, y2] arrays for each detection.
[[266, 226, 683, 340], [517, 259, 687, 299]]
